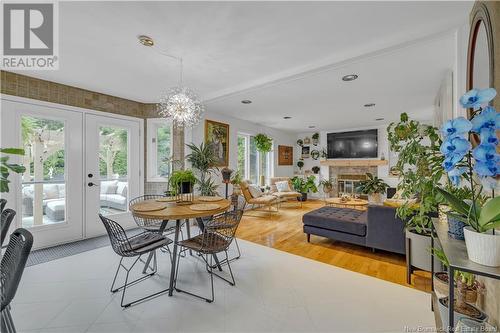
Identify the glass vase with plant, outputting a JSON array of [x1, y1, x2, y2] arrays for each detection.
[[312, 132, 319, 145], [291, 176, 318, 201], [356, 172, 389, 204], [185, 143, 219, 196], [436, 88, 500, 267]]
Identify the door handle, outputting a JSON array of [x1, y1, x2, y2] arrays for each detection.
[[88, 182, 99, 187]]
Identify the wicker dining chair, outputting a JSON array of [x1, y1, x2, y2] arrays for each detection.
[[1, 228, 33, 333], [99, 214, 172, 308], [0, 199, 7, 213], [174, 209, 243, 303], [1, 209, 16, 248]]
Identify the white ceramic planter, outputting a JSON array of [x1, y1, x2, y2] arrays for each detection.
[[463, 227, 500, 267]]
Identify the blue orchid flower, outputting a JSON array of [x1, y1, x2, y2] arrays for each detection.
[[443, 154, 465, 172], [441, 117, 472, 138], [479, 128, 499, 145], [460, 88, 497, 110], [447, 167, 467, 187], [480, 176, 499, 191], [471, 106, 500, 133], [474, 160, 499, 177], [472, 143, 500, 163], [440, 136, 471, 156]]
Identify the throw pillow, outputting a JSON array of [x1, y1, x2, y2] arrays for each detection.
[[117, 182, 128, 197], [248, 185, 263, 198], [275, 180, 291, 192], [101, 180, 118, 194]]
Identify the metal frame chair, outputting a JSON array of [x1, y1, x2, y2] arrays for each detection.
[[1, 228, 33, 333], [99, 214, 172, 308], [174, 210, 243, 303], [0, 199, 7, 213], [1, 209, 16, 248]]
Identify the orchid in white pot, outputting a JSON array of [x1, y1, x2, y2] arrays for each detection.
[[437, 88, 500, 267]]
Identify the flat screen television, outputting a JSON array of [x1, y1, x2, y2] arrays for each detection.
[[327, 129, 378, 158]]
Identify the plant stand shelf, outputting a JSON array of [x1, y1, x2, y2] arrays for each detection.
[[431, 219, 500, 332]]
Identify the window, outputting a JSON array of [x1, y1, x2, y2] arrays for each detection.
[[147, 118, 173, 182], [237, 133, 274, 185]]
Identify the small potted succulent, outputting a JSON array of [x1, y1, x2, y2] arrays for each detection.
[[297, 160, 304, 172], [312, 132, 319, 145], [437, 87, 500, 267], [291, 176, 318, 201], [297, 139, 303, 147], [312, 166, 320, 174], [355, 173, 389, 204]]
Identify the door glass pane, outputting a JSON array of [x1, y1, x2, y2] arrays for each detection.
[[237, 135, 246, 178], [156, 125, 171, 177], [249, 136, 258, 185], [21, 116, 66, 227], [99, 126, 128, 215]]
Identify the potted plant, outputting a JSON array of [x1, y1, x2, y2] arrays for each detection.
[[312, 166, 320, 174], [297, 139, 303, 147], [254, 133, 273, 153], [185, 143, 219, 196], [312, 132, 319, 145], [436, 88, 500, 267], [1, 148, 26, 193], [356, 173, 389, 204], [168, 170, 197, 195], [320, 148, 328, 161], [319, 179, 334, 197], [297, 160, 304, 172], [387, 113, 444, 273], [231, 170, 243, 195], [291, 176, 318, 201]]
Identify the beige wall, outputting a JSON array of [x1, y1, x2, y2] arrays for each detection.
[[0, 71, 183, 193]]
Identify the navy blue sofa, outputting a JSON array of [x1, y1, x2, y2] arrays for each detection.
[[302, 205, 405, 255]]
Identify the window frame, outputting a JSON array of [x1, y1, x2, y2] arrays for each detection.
[[147, 118, 173, 182]]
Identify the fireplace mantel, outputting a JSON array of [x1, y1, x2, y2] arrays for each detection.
[[320, 159, 388, 167]]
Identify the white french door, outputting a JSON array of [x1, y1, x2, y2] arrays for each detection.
[[84, 114, 141, 237], [1, 97, 143, 249], [1, 99, 84, 249]]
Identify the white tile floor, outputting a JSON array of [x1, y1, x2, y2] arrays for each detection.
[[13, 239, 434, 333]]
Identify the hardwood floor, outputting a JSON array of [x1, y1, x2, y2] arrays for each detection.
[[236, 200, 432, 292]]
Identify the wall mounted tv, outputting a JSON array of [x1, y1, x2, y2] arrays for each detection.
[[327, 129, 378, 158]]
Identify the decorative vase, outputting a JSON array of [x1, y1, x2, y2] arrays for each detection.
[[447, 213, 466, 240], [368, 193, 382, 205], [463, 227, 500, 267]]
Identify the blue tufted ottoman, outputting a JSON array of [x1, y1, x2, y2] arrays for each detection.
[[302, 206, 368, 246]]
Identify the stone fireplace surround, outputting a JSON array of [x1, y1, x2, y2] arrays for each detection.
[[328, 166, 377, 197]]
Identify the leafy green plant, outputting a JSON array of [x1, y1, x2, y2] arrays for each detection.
[[297, 160, 304, 170], [356, 173, 389, 195], [387, 113, 444, 234], [1, 148, 26, 193], [291, 176, 318, 194], [185, 142, 219, 196], [312, 166, 320, 174], [168, 170, 197, 195], [297, 139, 303, 147], [254, 134, 273, 153], [312, 132, 319, 140], [230, 170, 242, 185]]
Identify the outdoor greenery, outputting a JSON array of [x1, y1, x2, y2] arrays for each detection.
[[387, 112, 444, 234], [231, 170, 242, 185], [291, 176, 318, 194], [356, 173, 389, 195], [99, 127, 128, 178], [253, 134, 273, 153], [157, 126, 172, 177], [0, 148, 26, 193], [168, 170, 197, 195], [237, 136, 246, 177], [185, 142, 219, 196]]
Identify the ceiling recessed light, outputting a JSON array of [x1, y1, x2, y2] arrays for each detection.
[[138, 35, 154, 47], [308, 125, 316, 129], [283, 116, 292, 119], [241, 100, 252, 104], [342, 74, 358, 82], [375, 118, 384, 121], [364, 103, 376, 107]]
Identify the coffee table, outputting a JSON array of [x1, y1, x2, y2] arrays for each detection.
[[325, 197, 368, 210]]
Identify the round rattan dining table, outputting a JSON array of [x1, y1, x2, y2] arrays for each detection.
[[130, 197, 231, 296]]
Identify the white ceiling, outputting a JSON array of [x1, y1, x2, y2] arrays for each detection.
[[17, 1, 473, 132]]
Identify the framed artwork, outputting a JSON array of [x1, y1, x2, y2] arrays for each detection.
[[205, 119, 229, 167], [301, 146, 310, 159], [278, 145, 293, 165]]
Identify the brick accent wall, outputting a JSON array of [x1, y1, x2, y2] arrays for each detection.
[[1, 71, 184, 193]]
